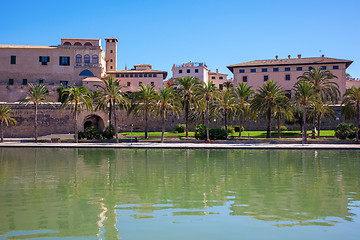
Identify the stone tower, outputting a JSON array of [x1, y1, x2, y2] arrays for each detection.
[[105, 37, 118, 72]]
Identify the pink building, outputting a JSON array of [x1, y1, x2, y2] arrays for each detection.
[[227, 55, 353, 98]]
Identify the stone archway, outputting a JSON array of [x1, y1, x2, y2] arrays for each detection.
[[83, 115, 105, 131]]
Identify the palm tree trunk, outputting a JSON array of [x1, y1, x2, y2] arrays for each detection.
[[224, 109, 228, 138], [317, 115, 321, 137], [35, 104, 38, 143], [277, 114, 281, 138], [109, 100, 112, 125], [113, 100, 118, 143], [356, 102, 359, 143], [206, 100, 210, 142], [145, 108, 148, 139], [161, 109, 165, 143], [185, 103, 189, 137], [303, 104, 307, 144], [312, 107, 316, 139], [266, 107, 271, 138], [239, 112, 243, 138], [74, 104, 78, 143], [1, 121, 3, 143]]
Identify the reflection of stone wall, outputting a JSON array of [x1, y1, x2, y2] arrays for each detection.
[[2, 103, 349, 138]]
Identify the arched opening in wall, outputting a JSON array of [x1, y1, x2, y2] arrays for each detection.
[[84, 42, 93, 46], [63, 42, 71, 45], [74, 42, 82, 46], [79, 69, 94, 77], [83, 115, 105, 131]]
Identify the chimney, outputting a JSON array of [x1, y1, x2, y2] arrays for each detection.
[[288, 55, 291, 59], [321, 54, 325, 58], [275, 55, 278, 60], [216, 69, 218, 73], [125, 64, 127, 70], [298, 54, 301, 59]]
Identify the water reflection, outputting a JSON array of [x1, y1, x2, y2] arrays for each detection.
[[0, 148, 359, 239]]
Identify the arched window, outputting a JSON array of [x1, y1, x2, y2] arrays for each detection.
[[63, 42, 71, 46], [79, 69, 94, 77], [74, 42, 82, 46], [84, 54, 90, 63], [84, 42, 93, 46], [92, 55, 98, 64], [76, 54, 82, 63]]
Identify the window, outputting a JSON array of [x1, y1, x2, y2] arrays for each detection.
[[110, 66, 113, 69], [262, 68, 267, 72], [309, 67, 313, 70], [264, 75, 269, 81], [285, 67, 291, 71], [333, 65, 339, 70], [60, 81, 68, 87], [239, 69, 245, 73], [139, 82, 142, 86], [250, 69, 256, 73], [243, 76, 248, 82], [211, 76, 215, 79], [106, 39, 110, 42], [285, 74, 291, 80], [110, 50, 113, 53], [195, 69, 199, 73], [285, 90, 291, 98], [321, 66, 327, 70], [296, 67, 302, 71], [219, 84, 223, 90], [59, 56, 70, 66], [130, 74, 133, 78], [112, 39, 115, 42], [10, 56, 16, 64], [92, 55, 98, 64], [153, 74, 157, 77], [84, 55, 90, 63], [127, 82, 130, 86], [187, 69, 190, 73], [273, 68, 279, 72], [135, 74, 138, 78], [8, 79, 14, 85], [151, 82, 154, 86], [148, 74, 152, 77], [139, 74, 143, 77], [39, 56, 50, 65], [37, 79, 44, 84], [22, 79, 27, 85], [116, 74, 119, 77], [121, 74, 124, 77], [125, 74, 129, 78], [110, 59, 113, 62], [76, 54, 82, 63], [219, 76, 223, 79], [144, 74, 148, 77], [179, 70, 182, 74]]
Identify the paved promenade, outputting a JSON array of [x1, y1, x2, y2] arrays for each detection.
[[1, 142, 360, 150]]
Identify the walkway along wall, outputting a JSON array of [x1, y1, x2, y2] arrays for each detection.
[[2, 104, 347, 138]]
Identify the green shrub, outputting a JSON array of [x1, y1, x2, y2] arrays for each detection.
[[103, 124, 115, 140], [195, 124, 207, 140], [234, 125, 244, 132], [335, 123, 350, 140], [348, 124, 357, 140], [175, 124, 186, 133], [195, 124, 227, 140], [277, 125, 287, 132], [221, 125, 235, 134], [78, 131, 85, 140], [85, 127, 103, 140]]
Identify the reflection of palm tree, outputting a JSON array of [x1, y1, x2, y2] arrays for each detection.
[[19, 84, 52, 143], [0, 104, 17, 143], [61, 87, 93, 143], [342, 86, 360, 142], [128, 84, 156, 139]]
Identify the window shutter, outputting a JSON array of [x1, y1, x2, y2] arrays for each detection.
[[39, 56, 42, 62], [47, 56, 50, 62], [67, 57, 70, 65], [59, 56, 62, 65]]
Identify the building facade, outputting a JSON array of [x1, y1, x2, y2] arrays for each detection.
[[227, 55, 353, 98], [208, 69, 232, 89]]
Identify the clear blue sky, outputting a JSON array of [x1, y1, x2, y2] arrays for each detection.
[[1, 0, 359, 79]]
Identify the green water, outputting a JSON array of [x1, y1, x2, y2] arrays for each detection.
[[0, 148, 359, 240]]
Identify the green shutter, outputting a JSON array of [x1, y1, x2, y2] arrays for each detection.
[[47, 56, 50, 62], [39, 56, 42, 62], [67, 57, 70, 65], [59, 56, 62, 65]]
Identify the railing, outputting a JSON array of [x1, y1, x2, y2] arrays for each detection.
[[175, 62, 207, 68]]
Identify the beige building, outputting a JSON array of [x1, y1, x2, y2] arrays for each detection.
[[107, 64, 167, 92], [227, 55, 353, 98], [208, 69, 233, 89]]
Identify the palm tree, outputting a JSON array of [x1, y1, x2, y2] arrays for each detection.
[[153, 86, 182, 143], [342, 86, 360, 142], [195, 80, 219, 142], [251, 80, 286, 138], [128, 84, 156, 139], [215, 88, 238, 138], [292, 81, 316, 144], [234, 82, 253, 137], [95, 78, 128, 143], [19, 83, 52, 143], [272, 96, 293, 138], [61, 86, 93, 143], [297, 66, 339, 138], [311, 101, 335, 137], [223, 81, 233, 89], [173, 76, 201, 137], [0, 105, 17, 142]]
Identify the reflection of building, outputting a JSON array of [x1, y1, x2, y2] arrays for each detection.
[[227, 55, 353, 98], [107, 64, 167, 92]]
